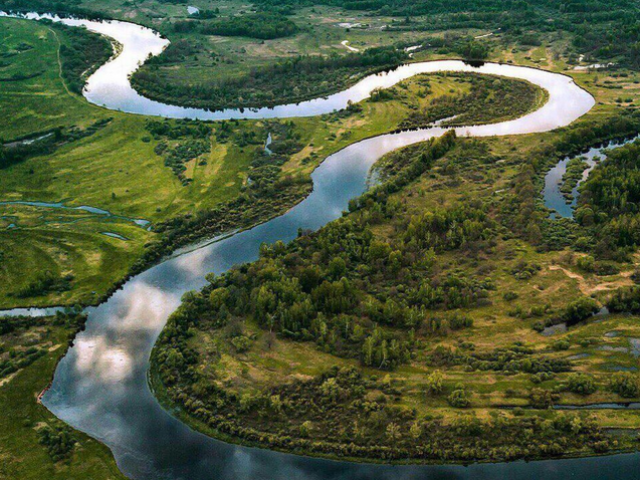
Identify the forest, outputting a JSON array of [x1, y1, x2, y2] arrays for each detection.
[[197, 13, 299, 39], [131, 46, 408, 110], [152, 118, 640, 461]]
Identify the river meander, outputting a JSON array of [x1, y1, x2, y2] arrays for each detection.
[[3, 11, 639, 480]]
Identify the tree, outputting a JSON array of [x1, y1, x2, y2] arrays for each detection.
[[426, 369, 444, 395], [386, 422, 402, 441]]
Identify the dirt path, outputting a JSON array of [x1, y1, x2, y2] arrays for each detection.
[[341, 40, 359, 52], [549, 264, 634, 296]]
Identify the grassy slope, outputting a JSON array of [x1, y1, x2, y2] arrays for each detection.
[[0, 323, 126, 480]]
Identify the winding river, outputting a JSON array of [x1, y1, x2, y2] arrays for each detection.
[[3, 11, 640, 480]]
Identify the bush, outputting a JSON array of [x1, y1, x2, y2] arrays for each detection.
[[529, 388, 555, 409], [447, 385, 471, 408], [503, 291, 519, 302], [608, 372, 640, 398], [566, 373, 597, 396], [576, 255, 595, 272]]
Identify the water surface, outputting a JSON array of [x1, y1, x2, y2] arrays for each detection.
[[543, 137, 639, 218]]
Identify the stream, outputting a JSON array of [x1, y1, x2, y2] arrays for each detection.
[[2, 11, 640, 480], [0, 200, 150, 228], [543, 136, 640, 218]]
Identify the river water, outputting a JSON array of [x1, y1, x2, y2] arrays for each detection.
[[543, 137, 640, 218], [2, 11, 639, 480]]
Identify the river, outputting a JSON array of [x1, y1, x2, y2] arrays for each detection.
[[3, 11, 639, 480]]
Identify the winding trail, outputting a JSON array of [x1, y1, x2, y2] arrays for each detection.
[[3, 11, 638, 480]]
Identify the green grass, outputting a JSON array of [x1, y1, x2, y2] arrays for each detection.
[[0, 19, 106, 139]]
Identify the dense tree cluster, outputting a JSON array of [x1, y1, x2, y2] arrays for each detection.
[[578, 141, 640, 255], [157, 137, 482, 376], [54, 22, 113, 94], [172, 12, 299, 39], [199, 13, 299, 39], [37, 422, 76, 462], [132, 46, 408, 110]]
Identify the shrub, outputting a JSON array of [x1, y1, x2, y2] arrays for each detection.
[[607, 286, 640, 314], [529, 388, 555, 408], [503, 291, 519, 302], [608, 372, 640, 398], [447, 385, 471, 408], [425, 369, 444, 395], [566, 373, 597, 395]]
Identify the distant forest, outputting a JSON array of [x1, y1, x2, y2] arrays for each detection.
[[250, 0, 640, 68]]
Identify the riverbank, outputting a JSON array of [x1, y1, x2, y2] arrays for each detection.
[[0, 313, 127, 479], [147, 358, 640, 465], [151, 127, 640, 464]]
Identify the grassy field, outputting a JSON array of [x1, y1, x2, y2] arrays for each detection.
[[0, 15, 549, 308], [0, 315, 127, 479]]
